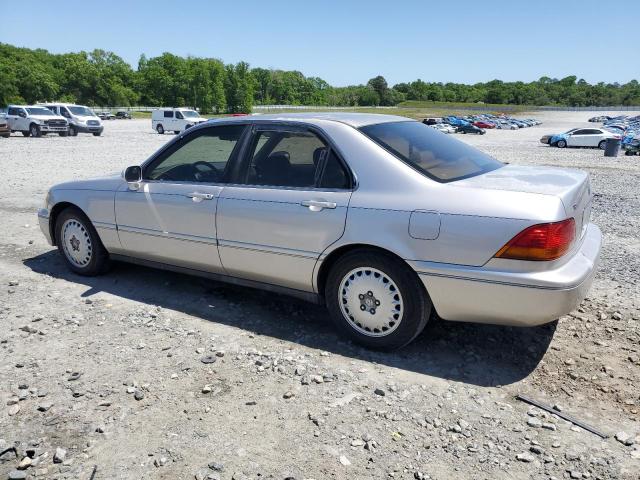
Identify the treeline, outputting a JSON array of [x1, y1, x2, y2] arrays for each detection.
[[1, 43, 639, 112]]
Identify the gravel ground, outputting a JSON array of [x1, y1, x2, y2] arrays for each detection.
[[0, 112, 638, 480]]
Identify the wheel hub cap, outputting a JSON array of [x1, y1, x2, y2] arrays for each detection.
[[339, 267, 404, 337], [61, 219, 92, 267]]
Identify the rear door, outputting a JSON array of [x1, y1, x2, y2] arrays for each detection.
[[163, 110, 174, 130], [216, 124, 353, 292]]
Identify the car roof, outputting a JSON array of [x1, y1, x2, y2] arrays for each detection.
[[10, 105, 51, 108], [38, 102, 81, 106], [210, 112, 413, 128]]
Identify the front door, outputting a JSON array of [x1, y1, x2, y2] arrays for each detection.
[[7, 107, 26, 131], [115, 124, 247, 272], [217, 125, 353, 292], [568, 129, 598, 147]]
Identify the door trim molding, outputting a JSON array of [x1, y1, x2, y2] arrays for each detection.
[[218, 238, 319, 259], [118, 224, 218, 245]]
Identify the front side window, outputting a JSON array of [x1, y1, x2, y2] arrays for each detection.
[[145, 125, 245, 183], [242, 129, 349, 189], [26, 107, 54, 116], [176, 111, 184, 120], [360, 121, 503, 183], [182, 110, 200, 118]]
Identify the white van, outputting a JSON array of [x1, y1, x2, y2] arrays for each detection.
[[41, 103, 103, 136], [151, 108, 207, 134]]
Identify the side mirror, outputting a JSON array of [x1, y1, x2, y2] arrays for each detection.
[[18, 112, 26, 118], [123, 165, 142, 183]]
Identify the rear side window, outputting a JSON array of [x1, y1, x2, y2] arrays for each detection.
[[360, 121, 503, 183], [242, 129, 350, 189], [8, 107, 18, 115], [163, 110, 173, 118]]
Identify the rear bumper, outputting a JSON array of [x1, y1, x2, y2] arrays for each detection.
[[411, 223, 602, 327], [38, 208, 54, 245]]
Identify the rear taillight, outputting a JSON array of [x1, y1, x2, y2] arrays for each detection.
[[495, 218, 575, 261]]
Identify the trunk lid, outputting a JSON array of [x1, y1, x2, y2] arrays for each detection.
[[455, 165, 592, 238]]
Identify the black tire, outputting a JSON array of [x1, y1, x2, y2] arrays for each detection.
[[22, 131, 30, 137], [325, 250, 432, 350], [54, 207, 110, 276], [68, 126, 78, 137], [92, 132, 101, 137], [557, 139, 567, 148], [59, 131, 68, 137], [29, 123, 41, 138], [174, 130, 180, 134], [156, 124, 164, 134], [598, 140, 606, 150]]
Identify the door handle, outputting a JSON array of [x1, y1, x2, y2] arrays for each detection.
[[301, 200, 337, 211], [187, 192, 214, 202]]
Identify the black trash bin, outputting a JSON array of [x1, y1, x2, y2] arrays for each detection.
[[604, 138, 621, 157]]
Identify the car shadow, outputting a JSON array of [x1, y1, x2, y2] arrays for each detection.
[[24, 250, 556, 388]]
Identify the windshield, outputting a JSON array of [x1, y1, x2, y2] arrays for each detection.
[[68, 106, 95, 116], [360, 121, 503, 183], [26, 107, 54, 116], [181, 110, 200, 118]]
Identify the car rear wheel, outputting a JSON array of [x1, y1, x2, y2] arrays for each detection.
[[325, 250, 431, 350], [598, 140, 606, 150], [29, 123, 41, 138], [55, 207, 110, 276], [557, 139, 567, 148], [156, 124, 164, 134]]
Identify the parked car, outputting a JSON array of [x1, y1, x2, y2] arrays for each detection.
[[473, 121, 495, 129], [431, 123, 455, 134], [547, 128, 619, 149], [0, 115, 9, 138], [5, 105, 68, 137], [116, 111, 132, 119], [589, 115, 610, 123], [37, 113, 601, 349], [152, 108, 207, 134], [42, 103, 103, 136], [457, 124, 486, 135], [422, 118, 442, 125], [97, 111, 116, 120]]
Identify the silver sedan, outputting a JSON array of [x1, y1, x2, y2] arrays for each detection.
[[38, 113, 601, 349]]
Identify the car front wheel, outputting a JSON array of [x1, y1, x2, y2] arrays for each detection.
[[557, 139, 567, 148], [30, 123, 41, 138], [55, 207, 110, 276], [325, 250, 431, 350]]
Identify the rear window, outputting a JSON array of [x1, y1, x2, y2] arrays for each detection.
[[360, 121, 503, 182]]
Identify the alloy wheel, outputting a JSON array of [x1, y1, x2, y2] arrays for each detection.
[[61, 219, 93, 268], [338, 267, 404, 337]]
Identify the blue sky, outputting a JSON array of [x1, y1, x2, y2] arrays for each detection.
[[0, 0, 637, 86]]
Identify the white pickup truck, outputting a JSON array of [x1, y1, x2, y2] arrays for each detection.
[[5, 105, 69, 137]]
